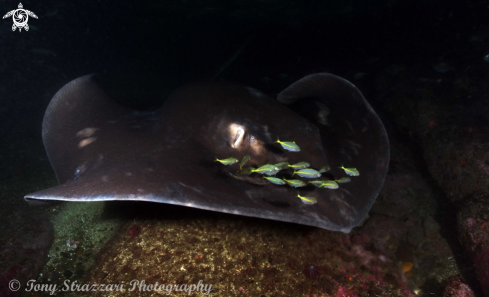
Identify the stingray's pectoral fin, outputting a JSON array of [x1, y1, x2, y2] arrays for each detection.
[[24, 197, 63, 206], [277, 73, 390, 229], [24, 173, 153, 205], [41, 74, 135, 185]]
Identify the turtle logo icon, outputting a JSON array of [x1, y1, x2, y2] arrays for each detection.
[[3, 3, 38, 32]]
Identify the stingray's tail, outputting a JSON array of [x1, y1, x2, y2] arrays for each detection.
[[211, 36, 252, 81]]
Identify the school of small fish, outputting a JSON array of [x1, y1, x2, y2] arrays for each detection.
[[215, 138, 360, 205]]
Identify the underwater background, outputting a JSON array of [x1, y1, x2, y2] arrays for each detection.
[[1, 0, 489, 296]]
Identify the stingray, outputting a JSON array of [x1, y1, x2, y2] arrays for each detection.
[[24, 73, 389, 233]]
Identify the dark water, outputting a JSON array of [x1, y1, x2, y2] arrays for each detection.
[[1, 0, 488, 296]]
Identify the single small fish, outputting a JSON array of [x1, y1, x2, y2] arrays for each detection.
[[365, 57, 379, 65], [336, 177, 351, 183], [339, 166, 359, 176], [44, 8, 58, 17], [298, 194, 317, 205], [31, 48, 57, 57], [283, 179, 306, 188], [353, 72, 366, 80], [384, 64, 405, 75], [275, 137, 300, 152], [237, 166, 254, 176], [292, 168, 321, 178], [263, 176, 286, 185], [274, 162, 289, 170], [308, 180, 325, 187], [240, 155, 250, 170], [288, 162, 310, 169], [28, 25, 40, 31], [318, 166, 330, 173], [433, 62, 452, 73], [251, 164, 280, 176], [320, 180, 339, 189], [215, 157, 239, 165]]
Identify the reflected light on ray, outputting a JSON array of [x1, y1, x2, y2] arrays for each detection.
[[229, 124, 245, 148]]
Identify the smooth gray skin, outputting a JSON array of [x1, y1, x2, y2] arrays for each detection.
[[25, 73, 389, 233]]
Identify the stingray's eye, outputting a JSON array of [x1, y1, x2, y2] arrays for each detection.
[[229, 124, 245, 149], [248, 134, 267, 156]]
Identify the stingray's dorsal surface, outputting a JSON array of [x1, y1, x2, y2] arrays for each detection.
[[25, 73, 389, 233]]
